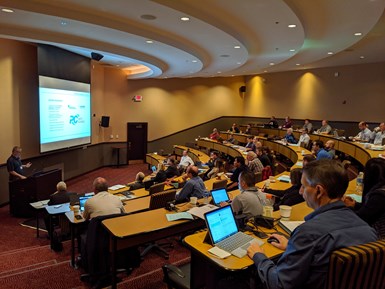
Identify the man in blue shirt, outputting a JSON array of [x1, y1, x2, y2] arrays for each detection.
[[312, 140, 332, 160], [175, 165, 207, 203], [247, 159, 378, 289]]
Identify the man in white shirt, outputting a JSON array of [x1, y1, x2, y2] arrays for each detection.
[[373, 122, 385, 145], [353, 121, 372, 142], [297, 128, 310, 148], [83, 177, 125, 220], [178, 150, 194, 171]]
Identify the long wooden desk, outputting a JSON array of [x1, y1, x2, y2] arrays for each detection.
[[173, 145, 210, 164], [183, 202, 312, 289]]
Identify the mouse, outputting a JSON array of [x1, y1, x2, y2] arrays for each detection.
[[267, 236, 280, 244]]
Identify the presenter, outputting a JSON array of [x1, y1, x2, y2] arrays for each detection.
[[6, 146, 31, 181]]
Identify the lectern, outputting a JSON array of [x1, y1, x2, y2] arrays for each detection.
[[9, 169, 62, 217]]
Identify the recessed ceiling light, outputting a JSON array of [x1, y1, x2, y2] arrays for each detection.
[[269, 63, 275, 66], [180, 16, 190, 21], [296, 63, 301, 66], [288, 24, 296, 28], [217, 71, 222, 74], [264, 70, 268, 73], [234, 45, 241, 49], [146, 40, 153, 44], [140, 14, 157, 20], [1, 8, 14, 13], [327, 52, 333, 55], [354, 32, 362, 36], [192, 60, 198, 63], [360, 56, 365, 59], [289, 49, 295, 52]]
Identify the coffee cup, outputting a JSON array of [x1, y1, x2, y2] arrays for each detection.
[[73, 205, 80, 214], [279, 205, 292, 220], [264, 180, 270, 189], [190, 197, 198, 205]]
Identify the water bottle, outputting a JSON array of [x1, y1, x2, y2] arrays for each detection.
[[356, 172, 364, 194], [203, 190, 210, 204], [262, 194, 274, 217]]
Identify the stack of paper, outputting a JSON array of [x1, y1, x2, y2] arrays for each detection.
[[108, 184, 126, 190], [187, 204, 218, 219], [166, 212, 194, 221]]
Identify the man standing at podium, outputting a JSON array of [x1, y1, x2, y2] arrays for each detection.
[[7, 146, 31, 181]]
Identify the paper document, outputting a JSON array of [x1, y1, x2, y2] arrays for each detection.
[[187, 204, 218, 219], [295, 161, 303, 167], [208, 246, 231, 259], [166, 212, 194, 222], [30, 199, 49, 209], [346, 194, 362, 203], [108, 184, 126, 190], [277, 175, 291, 183], [279, 220, 305, 234]]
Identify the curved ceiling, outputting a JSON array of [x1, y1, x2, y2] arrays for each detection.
[[0, 0, 384, 79]]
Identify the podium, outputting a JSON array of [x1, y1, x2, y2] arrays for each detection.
[[9, 169, 62, 217]]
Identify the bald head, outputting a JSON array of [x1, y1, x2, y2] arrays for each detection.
[[187, 165, 199, 177], [93, 177, 108, 193]]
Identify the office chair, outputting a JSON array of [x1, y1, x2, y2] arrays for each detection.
[[326, 240, 385, 289], [212, 179, 227, 190], [162, 263, 191, 289], [140, 189, 177, 260], [261, 166, 272, 181], [254, 172, 263, 184], [149, 182, 165, 195]]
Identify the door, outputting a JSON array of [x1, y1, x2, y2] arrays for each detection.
[[127, 122, 148, 162]]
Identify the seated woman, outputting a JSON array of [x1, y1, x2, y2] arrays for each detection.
[[264, 168, 304, 211], [343, 157, 385, 239]]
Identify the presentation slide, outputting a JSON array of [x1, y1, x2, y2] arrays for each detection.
[[39, 76, 91, 153]]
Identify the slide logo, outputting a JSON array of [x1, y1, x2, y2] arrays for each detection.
[[69, 114, 79, 125]]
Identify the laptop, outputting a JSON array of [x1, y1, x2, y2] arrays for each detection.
[[79, 195, 93, 211], [204, 205, 263, 258], [211, 188, 230, 206], [151, 165, 157, 173]]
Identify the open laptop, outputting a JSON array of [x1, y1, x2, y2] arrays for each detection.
[[211, 188, 230, 206], [151, 165, 157, 173], [204, 205, 263, 258], [79, 195, 93, 211]]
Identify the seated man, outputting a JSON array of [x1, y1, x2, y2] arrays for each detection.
[[283, 128, 296, 144], [128, 172, 145, 191], [297, 128, 310, 147], [353, 121, 372, 142], [227, 171, 265, 218], [325, 139, 336, 159], [245, 136, 256, 152], [267, 116, 279, 128], [282, 116, 292, 129], [245, 151, 263, 174], [312, 140, 332, 160], [256, 147, 272, 167], [227, 156, 249, 191], [175, 166, 207, 203], [48, 181, 71, 205], [229, 123, 240, 133], [303, 119, 313, 133], [83, 177, 125, 220], [178, 150, 194, 171], [209, 128, 220, 140], [247, 159, 378, 289], [316, 120, 332, 134], [373, 122, 385, 145]]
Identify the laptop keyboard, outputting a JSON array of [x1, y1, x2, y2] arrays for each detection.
[[217, 232, 254, 253]]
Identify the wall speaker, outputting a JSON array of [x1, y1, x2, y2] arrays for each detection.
[[91, 52, 104, 61], [100, 116, 110, 127], [239, 85, 246, 93]]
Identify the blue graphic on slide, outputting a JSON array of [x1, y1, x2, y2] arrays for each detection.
[[69, 114, 79, 125]]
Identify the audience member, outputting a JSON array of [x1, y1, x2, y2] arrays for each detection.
[[175, 166, 207, 203], [229, 123, 240, 133], [282, 116, 292, 129], [312, 140, 332, 160], [247, 159, 378, 289], [267, 116, 279, 128], [48, 181, 71, 205], [303, 119, 313, 133], [226, 133, 236, 144], [227, 156, 249, 191], [343, 157, 385, 238], [83, 177, 125, 220], [262, 146, 275, 168], [373, 122, 385, 145], [245, 151, 263, 174], [207, 159, 225, 179], [244, 124, 252, 134], [245, 136, 256, 152], [178, 150, 194, 170], [297, 128, 310, 147], [152, 158, 180, 183], [209, 128, 220, 140], [227, 171, 266, 218], [316, 120, 332, 134], [253, 136, 262, 149], [204, 151, 220, 179], [6, 146, 32, 181], [283, 128, 296, 144], [256, 147, 272, 167], [325, 140, 336, 159], [302, 154, 316, 167], [128, 172, 145, 190], [264, 168, 304, 211], [353, 121, 372, 142]]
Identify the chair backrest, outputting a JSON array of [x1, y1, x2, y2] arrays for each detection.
[[212, 179, 227, 190], [149, 182, 165, 195], [262, 166, 272, 181], [254, 172, 263, 184], [382, 138, 385, 146], [149, 189, 177, 210], [326, 240, 385, 289]]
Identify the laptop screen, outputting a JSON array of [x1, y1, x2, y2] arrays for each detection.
[[151, 165, 157, 173], [204, 205, 238, 244], [211, 188, 229, 205], [79, 196, 92, 211]]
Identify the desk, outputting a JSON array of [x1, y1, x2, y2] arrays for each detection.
[[102, 208, 205, 289], [183, 202, 312, 289], [46, 203, 71, 249], [30, 199, 49, 238]]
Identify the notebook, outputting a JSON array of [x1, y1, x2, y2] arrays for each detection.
[[204, 205, 263, 258], [79, 195, 93, 211], [211, 188, 230, 205]]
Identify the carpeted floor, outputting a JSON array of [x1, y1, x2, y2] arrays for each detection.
[[0, 164, 191, 289]]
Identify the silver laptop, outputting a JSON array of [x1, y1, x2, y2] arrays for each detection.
[[204, 205, 263, 258]]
